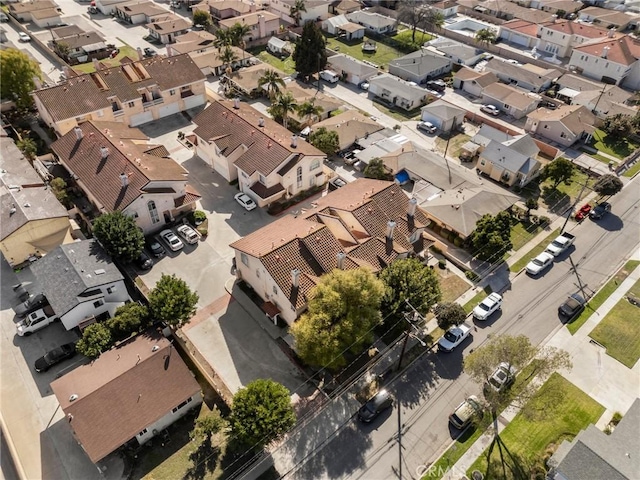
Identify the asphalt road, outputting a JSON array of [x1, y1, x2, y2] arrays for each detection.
[[285, 175, 640, 480]]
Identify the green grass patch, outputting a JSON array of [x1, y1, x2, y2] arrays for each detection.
[[463, 286, 493, 314], [623, 161, 640, 178], [249, 45, 296, 74], [467, 373, 605, 479], [371, 98, 422, 121], [567, 260, 640, 335], [509, 229, 559, 273], [589, 278, 640, 368], [590, 128, 640, 160], [324, 35, 406, 67], [522, 168, 592, 215], [390, 29, 434, 51], [434, 133, 472, 159], [580, 148, 617, 164], [510, 221, 545, 252], [73, 45, 138, 73], [436, 268, 471, 303]]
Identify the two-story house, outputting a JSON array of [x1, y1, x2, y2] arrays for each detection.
[[31, 240, 130, 331], [218, 11, 281, 44], [268, 0, 329, 24], [115, 1, 169, 24], [51, 332, 202, 463], [50, 121, 200, 233], [33, 53, 206, 136], [230, 178, 433, 325], [485, 59, 561, 92], [192, 99, 326, 206], [368, 74, 428, 111], [525, 104, 596, 146], [388, 50, 452, 85], [146, 14, 192, 44], [192, 0, 254, 21], [536, 19, 620, 58]]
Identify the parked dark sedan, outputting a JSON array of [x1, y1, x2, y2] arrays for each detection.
[[146, 238, 166, 258], [589, 202, 611, 219], [14, 293, 48, 318], [34, 343, 77, 373], [358, 390, 393, 423], [136, 251, 154, 270]]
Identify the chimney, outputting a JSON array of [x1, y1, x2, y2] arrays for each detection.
[[74, 127, 83, 141], [291, 134, 298, 148], [258, 14, 266, 38], [291, 269, 301, 288], [119, 173, 129, 187], [136, 47, 144, 61], [258, 117, 265, 127], [552, 14, 557, 22], [250, 0, 256, 12], [602, 46, 610, 58], [93, 57, 100, 70], [407, 197, 417, 217], [233, 97, 240, 109], [386, 220, 396, 240], [100, 146, 109, 159], [608, 28, 615, 38], [336, 252, 345, 270]]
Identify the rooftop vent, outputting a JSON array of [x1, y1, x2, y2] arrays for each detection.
[[233, 97, 240, 109], [337, 252, 346, 270], [386, 220, 396, 240], [258, 117, 265, 127], [69, 394, 79, 402], [407, 197, 418, 217], [119, 173, 128, 187], [74, 127, 83, 140], [100, 146, 109, 159], [94, 268, 106, 275], [152, 345, 160, 352]]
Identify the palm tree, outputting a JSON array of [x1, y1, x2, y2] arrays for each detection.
[[289, 0, 307, 27], [215, 29, 234, 51], [218, 45, 239, 78], [271, 92, 298, 129], [474, 28, 497, 47], [296, 98, 323, 126], [230, 22, 251, 47], [258, 69, 286, 100], [424, 10, 444, 35]]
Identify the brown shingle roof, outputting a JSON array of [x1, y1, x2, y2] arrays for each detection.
[[543, 19, 615, 39], [573, 36, 640, 66], [54, 31, 105, 50], [146, 15, 191, 34], [219, 10, 279, 29], [118, 0, 167, 16], [501, 19, 542, 37], [313, 111, 383, 151], [51, 121, 188, 211], [50, 332, 201, 463], [483, 82, 539, 109], [9, 0, 57, 14]]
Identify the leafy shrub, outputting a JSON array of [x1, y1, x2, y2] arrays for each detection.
[[438, 259, 447, 269], [465, 270, 479, 282]]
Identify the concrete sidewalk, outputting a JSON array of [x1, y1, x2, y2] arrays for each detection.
[[444, 253, 640, 478]]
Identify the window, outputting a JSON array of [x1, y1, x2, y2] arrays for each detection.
[[172, 397, 193, 414], [169, 89, 176, 95], [503, 104, 510, 109], [107, 286, 116, 294], [310, 159, 320, 171], [138, 428, 148, 436], [93, 299, 104, 308], [297, 166, 302, 188], [148, 200, 160, 224], [241, 253, 249, 266], [127, 101, 135, 108]]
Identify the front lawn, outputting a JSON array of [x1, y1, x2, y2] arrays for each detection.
[[436, 267, 471, 303], [522, 169, 593, 215], [623, 160, 640, 178], [509, 229, 559, 273], [324, 35, 407, 67], [509, 221, 546, 252], [567, 260, 640, 334], [434, 133, 472, 159], [249, 46, 296, 75], [467, 373, 605, 479], [463, 286, 493, 313], [391, 29, 434, 50], [73, 45, 138, 73], [590, 129, 640, 160], [589, 278, 640, 368]]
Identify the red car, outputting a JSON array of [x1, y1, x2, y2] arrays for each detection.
[[575, 203, 592, 221]]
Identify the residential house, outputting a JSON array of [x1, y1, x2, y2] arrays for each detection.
[[31, 240, 130, 331], [368, 74, 428, 111], [326, 54, 378, 85], [52, 29, 112, 65], [525, 104, 597, 146], [477, 134, 542, 186], [268, 0, 329, 24], [578, 6, 635, 29], [94, 0, 130, 15], [192, 0, 253, 20], [569, 36, 640, 89], [427, 38, 485, 67], [51, 332, 202, 463], [431, 0, 459, 18], [556, 73, 637, 117], [453, 67, 499, 96], [471, 0, 557, 23], [30, 7, 63, 27], [286, 83, 343, 125], [224, 64, 287, 97], [485, 59, 561, 92], [218, 11, 281, 44], [147, 14, 192, 44], [267, 36, 290, 56], [322, 15, 366, 40], [346, 10, 397, 35], [547, 398, 640, 480], [531, 0, 584, 14], [33, 53, 206, 136], [329, 0, 361, 15], [8, 0, 61, 25], [167, 30, 217, 55], [187, 44, 251, 76], [116, 1, 169, 24], [469, 124, 518, 151], [420, 99, 466, 131], [536, 19, 620, 58], [481, 82, 541, 119], [388, 50, 452, 85], [311, 111, 384, 151], [229, 179, 433, 325], [499, 19, 540, 49], [51, 121, 200, 232], [192, 99, 327, 205], [0, 136, 72, 268]]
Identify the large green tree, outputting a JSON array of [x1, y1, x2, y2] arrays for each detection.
[[593, 173, 623, 197], [291, 268, 385, 369], [16, 137, 38, 160], [379, 257, 441, 334], [193, 10, 212, 28], [397, 0, 431, 43], [92, 211, 144, 263], [602, 113, 636, 138], [308, 126, 339, 155], [541, 157, 575, 189], [0, 49, 42, 109], [76, 323, 112, 358], [470, 211, 513, 263], [148, 274, 199, 328], [229, 379, 296, 450], [268, 92, 298, 129], [434, 302, 466, 330], [293, 21, 327, 78], [107, 302, 149, 341], [474, 28, 497, 47], [258, 69, 285, 100], [363, 158, 392, 180]]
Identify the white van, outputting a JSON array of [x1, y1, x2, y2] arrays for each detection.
[[320, 70, 339, 83]]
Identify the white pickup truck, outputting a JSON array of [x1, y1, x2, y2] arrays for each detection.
[[16, 306, 58, 336], [545, 232, 576, 257]]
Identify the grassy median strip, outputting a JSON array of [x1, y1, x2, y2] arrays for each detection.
[[589, 278, 640, 368], [509, 229, 560, 273], [567, 260, 640, 335], [467, 374, 605, 479]]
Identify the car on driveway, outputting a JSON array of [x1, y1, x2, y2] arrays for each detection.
[[473, 292, 503, 321], [480, 104, 500, 116], [160, 229, 184, 252], [589, 202, 611, 220], [449, 395, 482, 429], [135, 250, 153, 270], [358, 390, 393, 422], [438, 323, 472, 352], [13, 283, 31, 302], [484, 362, 516, 394], [417, 121, 437, 134], [234, 192, 257, 211], [146, 237, 166, 257], [177, 224, 200, 245], [34, 342, 77, 373], [558, 293, 586, 321], [14, 293, 48, 318], [143, 47, 157, 57], [16, 306, 58, 336], [426, 79, 446, 93], [359, 81, 369, 91], [18, 32, 31, 42], [525, 251, 554, 276]]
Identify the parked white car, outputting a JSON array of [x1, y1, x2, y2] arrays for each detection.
[[16, 306, 58, 336], [417, 121, 437, 134], [484, 362, 517, 394], [160, 229, 184, 252], [472, 292, 503, 321], [480, 104, 500, 116], [437, 324, 472, 352], [234, 193, 257, 211], [177, 224, 200, 245], [525, 252, 554, 276], [18, 32, 31, 42]]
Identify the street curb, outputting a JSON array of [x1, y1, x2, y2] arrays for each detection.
[[0, 410, 26, 480]]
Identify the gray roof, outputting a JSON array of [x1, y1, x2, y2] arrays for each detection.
[[551, 399, 640, 480], [369, 74, 426, 101], [0, 136, 68, 241], [481, 139, 539, 174], [389, 50, 452, 76], [485, 59, 561, 90], [327, 53, 378, 77], [471, 124, 514, 148], [503, 134, 539, 158], [420, 99, 466, 121], [347, 10, 396, 28], [396, 147, 476, 190], [267, 37, 288, 50], [31, 240, 123, 316]]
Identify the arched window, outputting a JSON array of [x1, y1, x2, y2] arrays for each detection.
[[148, 200, 159, 224]]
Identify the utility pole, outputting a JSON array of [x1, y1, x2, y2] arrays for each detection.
[[560, 168, 591, 233], [397, 406, 403, 480], [568, 255, 588, 299], [591, 82, 607, 115], [442, 122, 455, 185]]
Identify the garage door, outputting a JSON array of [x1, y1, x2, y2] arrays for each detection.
[[510, 33, 530, 47], [130, 111, 153, 126], [183, 94, 205, 110], [158, 102, 180, 118]]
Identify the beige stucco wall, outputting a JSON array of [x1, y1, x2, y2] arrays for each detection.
[[0, 217, 73, 267]]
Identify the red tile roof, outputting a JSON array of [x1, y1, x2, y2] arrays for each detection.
[[50, 332, 201, 463], [543, 19, 614, 39], [573, 35, 640, 66], [501, 19, 540, 38]]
